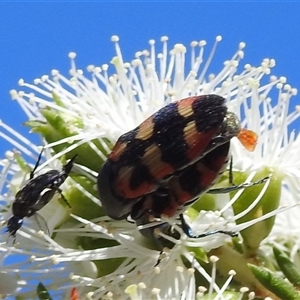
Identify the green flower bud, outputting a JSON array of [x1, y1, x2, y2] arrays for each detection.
[[192, 194, 217, 212], [231, 167, 283, 256], [24, 94, 112, 172], [65, 174, 103, 220]]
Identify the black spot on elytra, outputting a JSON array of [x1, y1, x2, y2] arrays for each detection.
[[201, 142, 230, 171], [114, 128, 151, 168], [129, 163, 154, 191], [151, 102, 190, 169], [192, 94, 227, 133], [176, 141, 230, 198], [178, 164, 202, 195]]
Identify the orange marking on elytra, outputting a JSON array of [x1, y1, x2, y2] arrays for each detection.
[[109, 141, 128, 161], [196, 163, 220, 189], [135, 116, 155, 140], [185, 128, 219, 160], [143, 144, 175, 179], [177, 97, 197, 118]]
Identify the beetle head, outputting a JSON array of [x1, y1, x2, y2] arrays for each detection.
[[218, 111, 242, 140], [216, 111, 258, 152]]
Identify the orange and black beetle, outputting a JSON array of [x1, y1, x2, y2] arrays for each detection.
[[97, 94, 261, 243]]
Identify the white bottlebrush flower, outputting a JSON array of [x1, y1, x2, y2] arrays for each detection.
[[0, 35, 299, 299]]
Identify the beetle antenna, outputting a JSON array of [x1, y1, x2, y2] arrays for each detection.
[[30, 148, 44, 179]]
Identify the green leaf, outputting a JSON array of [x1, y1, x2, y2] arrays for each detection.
[[36, 282, 53, 300], [249, 264, 300, 300], [273, 247, 300, 287]]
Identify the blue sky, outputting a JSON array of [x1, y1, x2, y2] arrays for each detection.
[[0, 2, 300, 156]]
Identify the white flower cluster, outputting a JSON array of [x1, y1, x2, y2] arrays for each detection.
[[0, 35, 299, 299]]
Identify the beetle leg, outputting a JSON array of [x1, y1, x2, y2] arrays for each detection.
[[179, 214, 237, 238], [228, 155, 234, 185], [207, 176, 269, 194], [56, 188, 71, 209], [210, 155, 269, 194], [33, 213, 50, 236]]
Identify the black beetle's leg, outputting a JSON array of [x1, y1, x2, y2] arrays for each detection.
[[10, 235, 17, 245], [34, 213, 50, 236], [57, 188, 71, 209], [30, 148, 44, 179], [154, 249, 165, 267], [208, 176, 269, 194], [6, 231, 16, 245], [179, 214, 237, 238], [228, 155, 234, 185], [210, 155, 269, 194]]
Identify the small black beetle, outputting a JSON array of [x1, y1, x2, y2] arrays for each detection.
[[7, 150, 76, 238]]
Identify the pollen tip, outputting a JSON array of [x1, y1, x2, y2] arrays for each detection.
[[124, 284, 138, 295], [41, 75, 49, 82], [37, 230, 45, 237], [138, 282, 147, 289], [190, 41, 198, 47], [111, 35, 119, 42], [51, 69, 59, 76], [239, 42, 246, 49], [18, 79, 24, 86], [209, 255, 219, 263], [68, 52, 77, 59], [240, 286, 249, 293], [87, 65, 95, 72], [198, 286, 207, 293], [34, 78, 41, 85], [86, 292, 94, 299], [9, 89, 18, 99], [160, 36, 168, 42], [151, 288, 161, 295]]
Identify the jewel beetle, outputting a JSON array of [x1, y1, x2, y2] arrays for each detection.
[[97, 94, 264, 243], [7, 150, 77, 238]]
